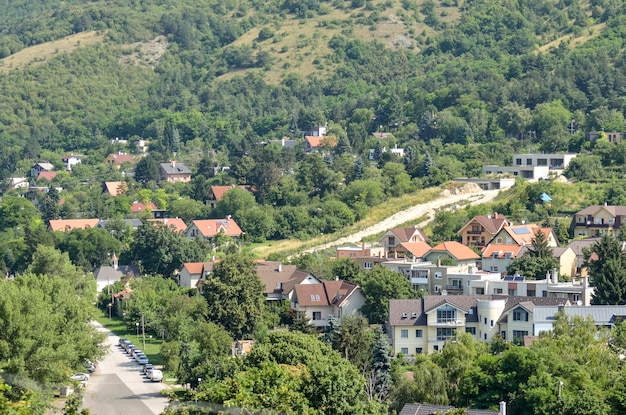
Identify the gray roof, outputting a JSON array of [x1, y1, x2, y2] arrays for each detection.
[[160, 162, 191, 175], [97, 219, 143, 229], [94, 265, 139, 282], [400, 403, 499, 415], [566, 237, 601, 257], [533, 305, 626, 326], [576, 205, 626, 216]]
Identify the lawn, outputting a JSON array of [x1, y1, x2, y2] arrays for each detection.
[[94, 308, 164, 366]]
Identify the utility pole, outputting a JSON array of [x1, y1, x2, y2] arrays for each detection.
[[142, 313, 146, 350]]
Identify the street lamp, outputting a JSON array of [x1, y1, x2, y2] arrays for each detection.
[[107, 303, 112, 321], [135, 322, 139, 342]]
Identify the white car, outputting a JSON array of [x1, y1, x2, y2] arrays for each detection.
[[70, 373, 90, 382], [149, 369, 163, 382]]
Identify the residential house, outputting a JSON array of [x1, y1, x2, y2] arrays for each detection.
[[256, 260, 321, 302], [566, 237, 601, 276], [9, 177, 29, 190], [550, 246, 577, 278], [268, 138, 298, 148], [483, 153, 577, 181], [388, 295, 569, 355], [134, 139, 150, 153], [232, 340, 255, 357], [185, 217, 243, 242], [336, 244, 386, 259], [532, 305, 626, 335], [130, 201, 166, 218], [303, 125, 327, 137], [104, 153, 135, 168], [30, 162, 54, 178], [207, 185, 251, 209], [481, 244, 524, 273], [491, 224, 558, 247], [390, 241, 432, 260], [97, 219, 143, 231], [178, 261, 215, 289], [423, 241, 480, 267], [588, 131, 624, 143], [304, 135, 337, 153], [103, 181, 128, 196], [570, 205, 626, 237], [468, 272, 593, 305], [379, 226, 428, 256], [354, 255, 388, 271], [458, 213, 510, 248], [382, 259, 485, 294], [93, 255, 139, 293], [62, 154, 82, 171], [149, 218, 187, 233], [159, 161, 192, 183], [49, 219, 100, 232], [368, 145, 405, 160], [372, 132, 393, 140], [292, 280, 365, 327]]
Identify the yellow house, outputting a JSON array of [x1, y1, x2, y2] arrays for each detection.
[[571, 205, 626, 238]]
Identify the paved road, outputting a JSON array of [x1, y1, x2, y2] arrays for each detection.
[[82, 322, 170, 415]]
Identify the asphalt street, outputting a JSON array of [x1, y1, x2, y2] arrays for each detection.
[[82, 322, 170, 415]]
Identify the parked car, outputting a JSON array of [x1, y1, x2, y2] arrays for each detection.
[[149, 369, 163, 382], [119, 338, 131, 349], [70, 373, 90, 382], [137, 355, 149, 365], [143, 364, 154, 376], [83, 359, 96, 373], [125, 343, 136, 353], [130, 348, 142, 358]]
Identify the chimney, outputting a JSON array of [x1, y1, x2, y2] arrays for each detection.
[[226, 215, 231, 221], [499, 401, 507, 415], [437, 257, 441, 267], [552, 268, 558, 284], [582, 276, 588, 288], [111, 253, 119, 270], [171, 160, 176, 168]]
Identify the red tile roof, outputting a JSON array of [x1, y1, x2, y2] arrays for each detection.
[[130, 201, 158, 213], [305, 135, 337, 148], [459, 214, 509, 236], [49, 219, 100, 232], [397, 241, 431, 258], [209, 185, 250, 201], [295, 280, 359, 307], [104, 181, 127, 196], [481, 244, 524, 259], [105, 153, 135, 165], [390, 227, 428, 243], [37, 171, 58, 181], [430, 241, 480, 260], [182, 262, 205, 275], [501, 224, 553, 246]]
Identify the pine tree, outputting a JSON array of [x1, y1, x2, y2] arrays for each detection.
[[353, 157, 364, 180], [368, 329, 392, 402], [586, 235, 626, 304]]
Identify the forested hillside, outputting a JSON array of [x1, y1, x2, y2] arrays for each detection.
[[0, 0, 625, 177]]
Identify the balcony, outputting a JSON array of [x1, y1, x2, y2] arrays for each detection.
[[445, 285, 464, 292], [435, 318, 463, 326], [466, 230, 483, 235]]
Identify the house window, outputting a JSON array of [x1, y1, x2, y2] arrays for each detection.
[[526, 158, 532, 165], [436, 328, 456, 341], [508, 289, 517, 296], [490, 320, 494, 327], [505, 252, 512, 259], [433, 345, 439, 351], [573, 294, 580, 302], [513, 309, 528, 321], [537, 158, 547, 166], [401, 329, 408, 338], [437, 305, 456, 323], [513, 330, 529, 340], [484, 318, 487, 325], [415, 348, 423, 354], [492, 252, 499, 259], [401, 347, 409, 355], [501, 331, 506, 340], [388, 237, 396, 247], [434, 272, 442, 279], [465, 327, 476, 335], [577, 216, 585, 223], [516, 158, 522, 165], [364, 262, 373, 270], [542, 291, 548, 297], [484, 333, 487, 340], [497, 238, 503, 244], [312, 312, 322, 320], [475, 288, 485, 295], [494, 288, 503, 294], [310, 294, 320, 301], [415, 329, 423, 338], [527, 290, 536, 297]]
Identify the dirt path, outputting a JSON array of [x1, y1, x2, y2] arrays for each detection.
[[303, 186, 501, 253]]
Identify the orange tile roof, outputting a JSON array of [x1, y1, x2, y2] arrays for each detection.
[[149, 218, 187, 232], [182, 262, 205, 275], [305, 135, 337, 148], [37, 171, 58, 181], [481, 244, 523, 259], [295, 280, 359, 307], [190, 218, 243, 238], [104, 181, 127, 196], [105, 153, 135, 165], [397, 241, 431, 258], [501, 224, 553, 246], [209, 185, 250, 201], [430, 241, 480, 260], [49, 219, 100, 232]]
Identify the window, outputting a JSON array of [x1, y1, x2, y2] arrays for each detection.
[[490, 320, 494, 327], [526, 158, 532, 165], [436, 327, 456, 341], [312, 312, 322, 321], [497, 238, 503, 243], [465, 327, 476, 335], [505, 252, 512, 259], [401, 347, 408, 355], [500, 331, 506, 340], [415, 348, 423, 354], [513, 309, 528, 321], [527, 290, 536, 297], [542, 291, 548, 297], [364, 262, 372, 270], [388, 236, 396, 247], [437, 305, 457, 323], [516, 158, 522, 165], [492, 252, 499, 259], [484, 318, 487, 324], [401, 329, 408, 338], [513, 330, 529, 340], [537, 158, 547, 166], [433, 345, 439, 351], [508, 289, 517, 296], [484, 333, 487, 340], [310, 294, 320, 301], [494, 288, 503, 294], [573, 294, 580, 302], [475, 288, 485, 295], [490, 266, 499, 272], [415, 329, 423, 338], [434, 272, 442, 279]]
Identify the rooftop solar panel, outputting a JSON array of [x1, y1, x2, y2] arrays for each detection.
[[512, 228, 531, 235]]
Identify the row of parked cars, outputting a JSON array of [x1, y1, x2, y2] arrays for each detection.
[[118, 338, 163, 382]]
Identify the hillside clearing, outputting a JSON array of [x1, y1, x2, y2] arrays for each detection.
[[536, 22, 606, 54], [0, 31, 104, 72]]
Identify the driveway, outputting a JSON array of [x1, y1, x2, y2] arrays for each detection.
[[82, 322, 170, 415]]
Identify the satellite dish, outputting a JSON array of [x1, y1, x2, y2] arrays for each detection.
[[577, 300, 583, 306]]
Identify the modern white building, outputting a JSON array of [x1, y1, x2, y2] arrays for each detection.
[[483, 153, 577, 181]]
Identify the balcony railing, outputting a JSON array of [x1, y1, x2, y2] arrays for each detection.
[[466, 230, 483, 235], [445, 285, 464, 291]]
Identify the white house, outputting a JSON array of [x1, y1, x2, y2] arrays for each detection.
[[292, 280, 365, 327]]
